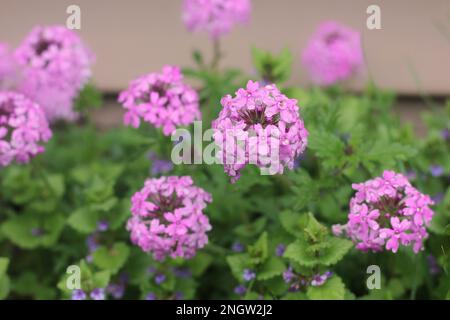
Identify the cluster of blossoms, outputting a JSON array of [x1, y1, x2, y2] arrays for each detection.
[[119, 65, 200, 136], [0, 43, 18, 90], [212, 80, 308, 182], [182, 0, 251, 39], [283, 266, 333, 291], [0, 91, 52, 167], [302, 21, 363, 86], [333, 170, 434, 253], [14, 25, 94, 122], [127, 176, 212, 260]]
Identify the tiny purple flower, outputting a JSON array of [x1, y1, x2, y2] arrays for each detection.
[[430, 165, 444, 177], [173, 267, 192, 278], [106, 283, 125, 299], [231, 241, 244, 252], [242, 269, 256, 282], [174, 292, 184, 300], [282, 266, 295, 284], [90, 288, 105, 300], [427, 255, 441, 275], [145, 292, 157, 300], [97, 220, 109, 232], [155, 273, 166, 285], [275, 244, 286, 257], [71, 289, 86, 300], [441, 128, 450, 140], [234, 285, 247, 296]]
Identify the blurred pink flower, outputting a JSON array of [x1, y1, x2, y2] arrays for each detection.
[[14, 25, 94, 122], [302, 21, 364, 86], [182, 0, 251, 39]]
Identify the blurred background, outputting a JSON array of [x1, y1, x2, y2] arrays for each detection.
[[1, 0, 450, 132]]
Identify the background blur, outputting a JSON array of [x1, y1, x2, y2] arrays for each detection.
[[1, 0, 450, 95]]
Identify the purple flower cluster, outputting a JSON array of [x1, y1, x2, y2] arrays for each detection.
[[127, 176, 212, 261], [119, 65, 200, 136], [302, 21, 363, 86], [182, 0, 251, 39], [333, 170, 434, 253], [0, 91, 52, 167], [14, 25, 94, 122], [212, 80, 308, 182]]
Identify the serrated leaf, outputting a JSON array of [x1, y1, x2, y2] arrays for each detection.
[[306, 276, 345, 300], [226, 254, 249, 281], [257, 257, 285, 281], [248, 232, 269, 264]]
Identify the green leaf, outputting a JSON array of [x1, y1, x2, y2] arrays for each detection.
[[306, 276, 346, 300], [308, 131, 345, 168], [257, 257, 285, 281], [279, 210, 307, 238], [234, 217, 267, 238], [0, 258, 8, 278], [92, 270, 111, 288], [248, 232, 269, 264], [283, 237, 352, 267], [92, 242, 130, 274], [226, 254, 249, 281], [67, 207, 99, 234], [1, 214, 65, 249]]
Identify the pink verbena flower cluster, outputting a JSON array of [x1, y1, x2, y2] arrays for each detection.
[[14, 25, 94, 122], [119, 65, 200, 136], [302, 21, 363, 86], [0, 43, 18, 90], [333, 170, 434, 253], [0, 91, 52, 167], [212, 80, 308, 182], [127, 176, 212, 261], [182, 0, 251, 39]]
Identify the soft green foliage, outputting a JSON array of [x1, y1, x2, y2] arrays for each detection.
[[0, 47, 449, 300]]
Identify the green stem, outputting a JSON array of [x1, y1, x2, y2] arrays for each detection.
[[210, 39, 222, 71]]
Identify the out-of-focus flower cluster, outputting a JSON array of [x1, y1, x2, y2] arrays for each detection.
[[333, 170, 434, 253], [182, 0, 251, 39], [14, 25, 94, 122], [127, 176, 212, 260], [119, 65, 200, 136], [0, 91, 52, 167], [302, 21, 363, 86], [212, 80, 308, 182]]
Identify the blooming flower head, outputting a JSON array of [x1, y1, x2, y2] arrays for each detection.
[[302, 21, 363, 86], [127, 176, 212, 261], [182, 0, 251, 39], [0, 91, 52, 167], [14, 25, 94, 122], [0, 43, 19, 90], [119, 65, 200, 136], [212, 80, 308, 182], [234, 284, 246, 295], [334, 170, 434, 253]]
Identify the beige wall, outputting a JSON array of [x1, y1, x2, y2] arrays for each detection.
[[1, 0, 450, 94]]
